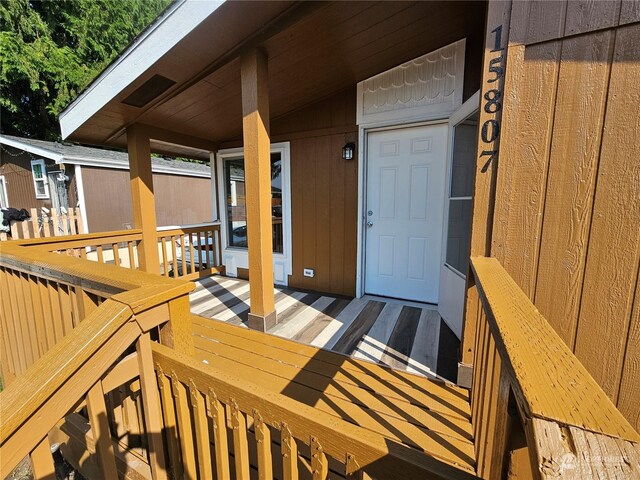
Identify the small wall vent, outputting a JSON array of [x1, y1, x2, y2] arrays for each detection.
[[122, 74, 176, 108]]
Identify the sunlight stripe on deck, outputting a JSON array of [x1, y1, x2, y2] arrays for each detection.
[[190, 276, 449, 379]]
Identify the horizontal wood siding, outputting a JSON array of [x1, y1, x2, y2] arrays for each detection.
[[81, 166, 212, 232], [488, 0, 640, 429]]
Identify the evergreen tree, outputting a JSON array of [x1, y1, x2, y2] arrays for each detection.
[[0, 0, 171, 140]]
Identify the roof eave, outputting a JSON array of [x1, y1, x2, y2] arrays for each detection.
[[59, 0, 225, 141]]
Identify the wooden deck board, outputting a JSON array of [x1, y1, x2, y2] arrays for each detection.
[[190, 320, 476, 473], [190, 276, 452, 380]]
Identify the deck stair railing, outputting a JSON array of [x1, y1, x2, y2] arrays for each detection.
[[1, 229, 639, 479], [468, 257, 640, 479]]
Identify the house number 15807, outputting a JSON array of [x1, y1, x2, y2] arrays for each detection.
[[480, 25, 505, 173]]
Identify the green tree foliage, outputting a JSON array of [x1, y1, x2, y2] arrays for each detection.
[[0, 0, 171, 140]]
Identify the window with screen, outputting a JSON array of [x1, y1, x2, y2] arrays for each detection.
[[445, 111, 479, 275]]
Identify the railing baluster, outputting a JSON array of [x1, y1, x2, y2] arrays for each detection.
[[96, 245, 104, 264], [30, 208, 40, 238], [12, 272, 35, 367], [171, 235, 178, 277], [254, 409, 273, 480], [189, 232, 196, 274], [21, 220, 30, 239], [157, 368, 183, 480], [136, 334, 168, 480], [30, 437, 56, 480], [41, 215, 51, 237], [189, 380, 213, 480], [311, 436, 328, 480], [29, 274, 47, 356], [161, 237, 169, 277], [37, 278, 55, 351], [281, 423, 298, 480], [0, 268, 19, 383], [208, 388, 231, 480], [46, 281, 64, 344], [112, 243, 120, 266], [180, 234, 187, 279], [86, 381, 119, 479], [127, 241, 135, 269], [230, 399, 251, 480], [171, 371, 198, 479]]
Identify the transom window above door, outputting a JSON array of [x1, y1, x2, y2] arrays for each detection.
[[223, 152, 284, 253]]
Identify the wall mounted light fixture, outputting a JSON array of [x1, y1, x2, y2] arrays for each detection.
[[342, 142, 356, 160]]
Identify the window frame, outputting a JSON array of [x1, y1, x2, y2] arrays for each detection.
[[0, 175, 9, 208], [30, 159, 50, 199]]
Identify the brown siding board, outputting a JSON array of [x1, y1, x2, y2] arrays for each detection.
[[81, 166, 212, 233], [620, 0, 640, 25], [534, 30, 614, 348], [153, 173, 213, 227], [491, 40, 561, 297], [510, 0, 567, 45], [329, 134, 346, 296], [618, 267, 640, 431], [82, 167, 134, 232], [564, 0, 621, 36], [280, 90, 358, 297], [573, 23, 640, 401]]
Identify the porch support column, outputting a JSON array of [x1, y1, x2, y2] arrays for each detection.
[[127, 124, 160, 274], [241, 48, 276, 331]]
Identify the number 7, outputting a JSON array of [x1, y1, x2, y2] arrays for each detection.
[[480, 150, 498, 173]]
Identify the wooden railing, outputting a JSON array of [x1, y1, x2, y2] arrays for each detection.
[[0, 238, 195, 478], [156, 222, 224, 280], [0, 207, 84, 241], [11, 221, 223, 279], [469, 257, 640, 479]]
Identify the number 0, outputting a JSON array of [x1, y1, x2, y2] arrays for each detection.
[[481, 119, 500, 143]]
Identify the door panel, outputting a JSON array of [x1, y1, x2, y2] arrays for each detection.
[[438, 96, 479, 339], [365, 124, 447, 303]]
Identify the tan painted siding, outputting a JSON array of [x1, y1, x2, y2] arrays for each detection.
[[81, 166, 212, 233], [272, 88, 359, 297], [485, 0, 640, 429]]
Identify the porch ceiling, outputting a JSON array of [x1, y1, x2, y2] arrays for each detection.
[[62, 1, 486, 158]]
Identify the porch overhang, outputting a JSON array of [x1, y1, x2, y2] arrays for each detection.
[[60, 1, 486, 157]]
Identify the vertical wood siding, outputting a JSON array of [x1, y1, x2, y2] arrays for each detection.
[[489, 0, 640, 429], [81, 166, 213, 232], [272, 89, 359, 297], [0, 150, 56, 211]]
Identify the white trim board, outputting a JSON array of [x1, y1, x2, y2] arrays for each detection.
[[216, 142, 292, 286], [59, 0, 225, 139], [74, 165, 89, 233]]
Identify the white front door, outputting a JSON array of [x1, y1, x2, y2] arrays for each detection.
[[364, 124, 447, 303]]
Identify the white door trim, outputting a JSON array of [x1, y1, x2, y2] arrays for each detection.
[[356, 119, 449, 299], [215, 142, 292, 285]]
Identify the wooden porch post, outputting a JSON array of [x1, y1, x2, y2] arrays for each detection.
[[240, 48, 276, 331], [127, 124, 160, 274]]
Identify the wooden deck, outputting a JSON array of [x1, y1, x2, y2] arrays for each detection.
[[190, 275, 458, 380]]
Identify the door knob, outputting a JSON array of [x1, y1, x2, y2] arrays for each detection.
[[367, 221, 374, 227]]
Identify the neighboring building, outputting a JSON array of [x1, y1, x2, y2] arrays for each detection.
[[0, 135, 213, 232]]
